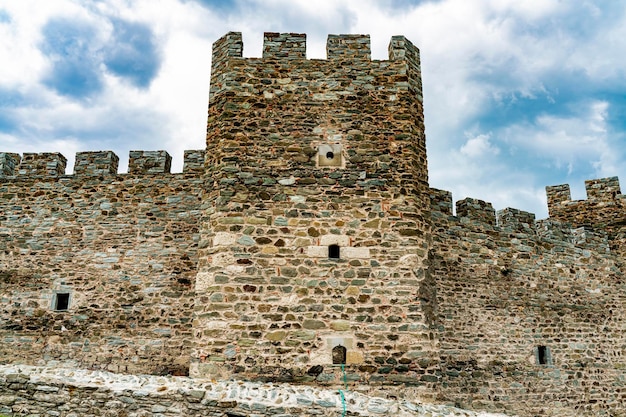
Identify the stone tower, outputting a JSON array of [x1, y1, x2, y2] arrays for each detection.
[[191, 32, 439, 394]]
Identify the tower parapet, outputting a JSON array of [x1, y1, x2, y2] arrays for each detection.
[[546, 183, 571, 209], [210, 31, 243, 74], [389, 35, 422, 96], [183, 149, 205, 174], [429, 188, 453, 216]]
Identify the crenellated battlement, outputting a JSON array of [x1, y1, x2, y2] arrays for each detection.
[[206, 31, 426, 198], [0, 150, 205, 178], [428, 188, 616, 266], [211, 32, 416, 63], [432, 176, 624, 228], [430, 176, 624, 252], [544, 177, 625, 254], [547, 176, 623, 210]]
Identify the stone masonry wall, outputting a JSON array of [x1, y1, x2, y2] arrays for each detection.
[[192, 32, 438, 397], [0, 150, 206, 375], [431, 187, 626, 417]]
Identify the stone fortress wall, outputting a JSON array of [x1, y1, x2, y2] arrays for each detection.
[[430, 177, 626, 416], [0, 32, 624, 417], [0, 150, 205, 375]]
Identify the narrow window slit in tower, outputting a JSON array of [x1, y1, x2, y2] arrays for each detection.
[[332, 345, 347, 365], [54, 293, 70, 311], [329, 244, 340, 259], [537, 345, 550, 365]]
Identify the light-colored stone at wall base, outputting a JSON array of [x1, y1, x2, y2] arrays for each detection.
[[211, 252, 236, 268], [308, 246, 330, 257], [213, 232, 238, 246], [342, 246, 371, 259], [347, 351, 365, 364], [0, 364, 515, 417], [289, 195, 306, 203]]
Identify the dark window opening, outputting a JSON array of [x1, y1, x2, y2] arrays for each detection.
[[332, 345, 347, 365], [537, 345, 550, 365], [329, 244, 340, 259], [326, 151, 335, 159], [54, 293, 70, 311]]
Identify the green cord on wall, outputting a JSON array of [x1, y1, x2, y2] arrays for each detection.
[[338, 363, 348, 417]]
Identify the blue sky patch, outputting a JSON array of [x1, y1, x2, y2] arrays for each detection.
[[40, 18, 103, 98], [0, 9, 10, 23], [0, 111, 16, 133], [103, 19, 161, 88], [190, 0, 238, 13]]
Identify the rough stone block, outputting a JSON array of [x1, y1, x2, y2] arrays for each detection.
[[585, 177, 621, 201], [497, 208, 536, 230], [18, 152, 67, 176], [212, 232, 238, 247], [456, 198, 496, 226], [342, 247, 370, 259], [262, 32, 306, 60], [0, 152, 20, 177], [346, 351, 364, 364], [319, 235, 350, 247], [128, 150, 172, 174], [74, 151, 119, 175], [429, 188, 453, 215], [326, 34, 371, 61], [183, 150, 205, 174]]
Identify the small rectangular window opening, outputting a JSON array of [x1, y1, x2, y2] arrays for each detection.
[[332, 345, 347, 365], [54, 293, 70, 311], [537, 345, 550, 365], [329, 244, 340, 259]]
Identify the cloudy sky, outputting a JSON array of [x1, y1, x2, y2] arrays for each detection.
[[0, 0, 624, 218]]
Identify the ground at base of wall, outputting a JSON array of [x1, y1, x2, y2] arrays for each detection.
[[0, 364, 513, 417]]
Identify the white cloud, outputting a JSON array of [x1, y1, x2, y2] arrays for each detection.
[[502, 100, 614, 172], [460, 133, 500, 158]]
